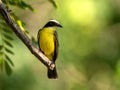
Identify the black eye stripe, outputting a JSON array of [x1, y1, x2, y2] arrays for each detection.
[[43, 20, 62, 28], [49, 22, 53, 25], [44, 22, 56, 27]]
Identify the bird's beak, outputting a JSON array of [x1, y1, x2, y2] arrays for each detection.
[[57, 24, 63, 28]]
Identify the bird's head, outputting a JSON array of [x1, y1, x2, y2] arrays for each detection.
[[44, 20, 63, 28]]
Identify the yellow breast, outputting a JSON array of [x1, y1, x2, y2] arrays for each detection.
[[39, 28, 55, 60]]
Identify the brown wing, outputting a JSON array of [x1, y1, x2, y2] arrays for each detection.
[[53, 31, 59, 62]]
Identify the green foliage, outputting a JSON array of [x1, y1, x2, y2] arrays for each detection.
[[0, 0, 35, 75], [2, 0, 34, 11], [48, 0, 57, 8], [31, 37, 38, 48], [0, 19, 14, 75]]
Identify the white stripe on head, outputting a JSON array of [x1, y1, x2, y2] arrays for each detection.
[[49, 20, 60, 24]]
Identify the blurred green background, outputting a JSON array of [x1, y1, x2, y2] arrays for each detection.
[[1, 0, 120, 90]]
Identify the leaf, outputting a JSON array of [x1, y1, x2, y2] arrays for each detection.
[[0, 45, 3, 51], [0, 52, 3, 55], [3, 0, 34, 11], [31, 37, 38, 47], [3, 27, 12, 34], [4, 34, 14, 40], [20, 1, 34, 11], [5, 60, 12, 75], [16, 20, 26, 32], [0, 52, 3, 64], [15, 0, 34, 11], [0, 52, 3, 70], [0, 60, 3, 71], [4, 40, 13, 48], [5, 55, 14, 66], [8, 0, 17, 5], [48, 0, 57, 8], [2, 0, 7, 4], [5, 48, 14, 55], [0, 62, 3, 71]]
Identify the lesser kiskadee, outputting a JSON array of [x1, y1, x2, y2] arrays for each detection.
[[37, 20, 62, 79]]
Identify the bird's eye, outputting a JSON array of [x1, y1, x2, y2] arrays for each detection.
[[49, 22, 53, 25]]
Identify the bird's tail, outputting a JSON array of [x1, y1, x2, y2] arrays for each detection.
[[47, 66, 58, 79]]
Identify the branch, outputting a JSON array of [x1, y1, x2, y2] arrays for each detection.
[[0, 2, 55, 70]]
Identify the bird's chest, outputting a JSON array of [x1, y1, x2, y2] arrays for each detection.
[[39, 30, 55, 55]]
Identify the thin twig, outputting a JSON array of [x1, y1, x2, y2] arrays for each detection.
[[0, 2, 55, 70]]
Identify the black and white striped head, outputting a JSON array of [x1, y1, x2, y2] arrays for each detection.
[[44, 20, 63, 28]]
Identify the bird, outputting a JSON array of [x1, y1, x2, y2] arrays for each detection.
[[37, 20, 62, 79]]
